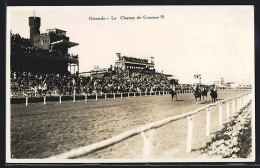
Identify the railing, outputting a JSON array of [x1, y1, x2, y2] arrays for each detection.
[[15, 88, 252, 106], [47, 91, 252, 159], [11, 88, 252, 99], [21, 90, 172, 105]]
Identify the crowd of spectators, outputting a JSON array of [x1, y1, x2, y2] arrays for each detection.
[[10, 67, 184, 97]]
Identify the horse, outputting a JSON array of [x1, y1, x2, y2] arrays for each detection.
[[193, 87, 201, 104], [210, 88, 218, 103], [201, 86, 208, 102], [171, 89, 177, 101]]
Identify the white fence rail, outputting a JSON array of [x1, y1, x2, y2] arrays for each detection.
[[47, 92, 252, 159], [20, 88, 252, 106], [11, 88, 251, 99]]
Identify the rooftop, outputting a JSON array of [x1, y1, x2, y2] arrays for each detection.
[[46, 28, 67, 34]]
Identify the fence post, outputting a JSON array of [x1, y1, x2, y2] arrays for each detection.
[[186, 116, 193, 153], [44, 96, 46, 105], [163, 90, 165, 95], [141, 131, 153, 159], [237, 97, 240, 111], [73, 89, 76, 103], [150, 91, 151, 96], [85, 94, 87, 103], [206, 107, 211, 136], [121, 93, 123, 99], [240, 96, 243, 107], [25, 97, 28, 106], [226, 100, 230, 119], [134, 92, 136, 98], [240, 96, 242, 109], [105, 94, 107, 100], [59, 95, 62, 104], [34, 86, 37, 97], [155, 92, 157, 96], [232, 99, 235, 115], [242, 95, 244, 107], [114, 93, 116, 99], [219, 102, 223, 126], [159, 91, 161, 95], [145, 91, 147, 97], [140, 92, 142, 97], [128, 92, 130, 98], [240, 96, 242, 108], [96, 94, 98, 101]]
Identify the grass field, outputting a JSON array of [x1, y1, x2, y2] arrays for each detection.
[[10, 91, 249, 159]]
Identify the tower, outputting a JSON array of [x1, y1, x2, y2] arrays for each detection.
[[29, 16, 41, 46]]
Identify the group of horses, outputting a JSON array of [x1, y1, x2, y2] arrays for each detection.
[[170, 85, 218, 104]]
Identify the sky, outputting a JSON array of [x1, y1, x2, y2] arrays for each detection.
[[7, 6, 254, 84]]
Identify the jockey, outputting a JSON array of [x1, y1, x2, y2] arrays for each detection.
[[193, 85, 196, 91], [193, 84, 199, 91], [172, 85, 176, 92], [213, 84, 217, 92]]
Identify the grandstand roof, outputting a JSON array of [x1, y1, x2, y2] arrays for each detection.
[[50, 39, 79, 48], [216, 84, 228, 88], [46, 28, 67, 33], [124, 61, 154, 66]]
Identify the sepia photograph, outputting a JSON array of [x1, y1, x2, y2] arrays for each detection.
[[6, 5, 254, 163]]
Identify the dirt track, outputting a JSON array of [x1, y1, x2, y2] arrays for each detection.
[[10, 91, 249, 159]]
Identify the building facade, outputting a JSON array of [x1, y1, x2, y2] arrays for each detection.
[[11, 16, 79, 74], [114, 53, 154, 70]]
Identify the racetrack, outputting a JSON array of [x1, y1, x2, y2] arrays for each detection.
[[10, 91, 249, 159]]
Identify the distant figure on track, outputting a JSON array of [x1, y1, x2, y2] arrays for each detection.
[[171, 85, 177, 101], [201, 86, 208, 102], [210, 85, 218, 103], [193, 84, 201, 104]]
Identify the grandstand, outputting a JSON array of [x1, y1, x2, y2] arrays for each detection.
[[10, 16, 178, 100], [115, 53, 154, 70]]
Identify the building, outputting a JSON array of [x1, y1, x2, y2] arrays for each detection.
[[226, 82, 236, 88], [11, 16, 79, 74], [114, 53, 154, 70], [79, 65, 110, 78], [220, 77, 224, 84]]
